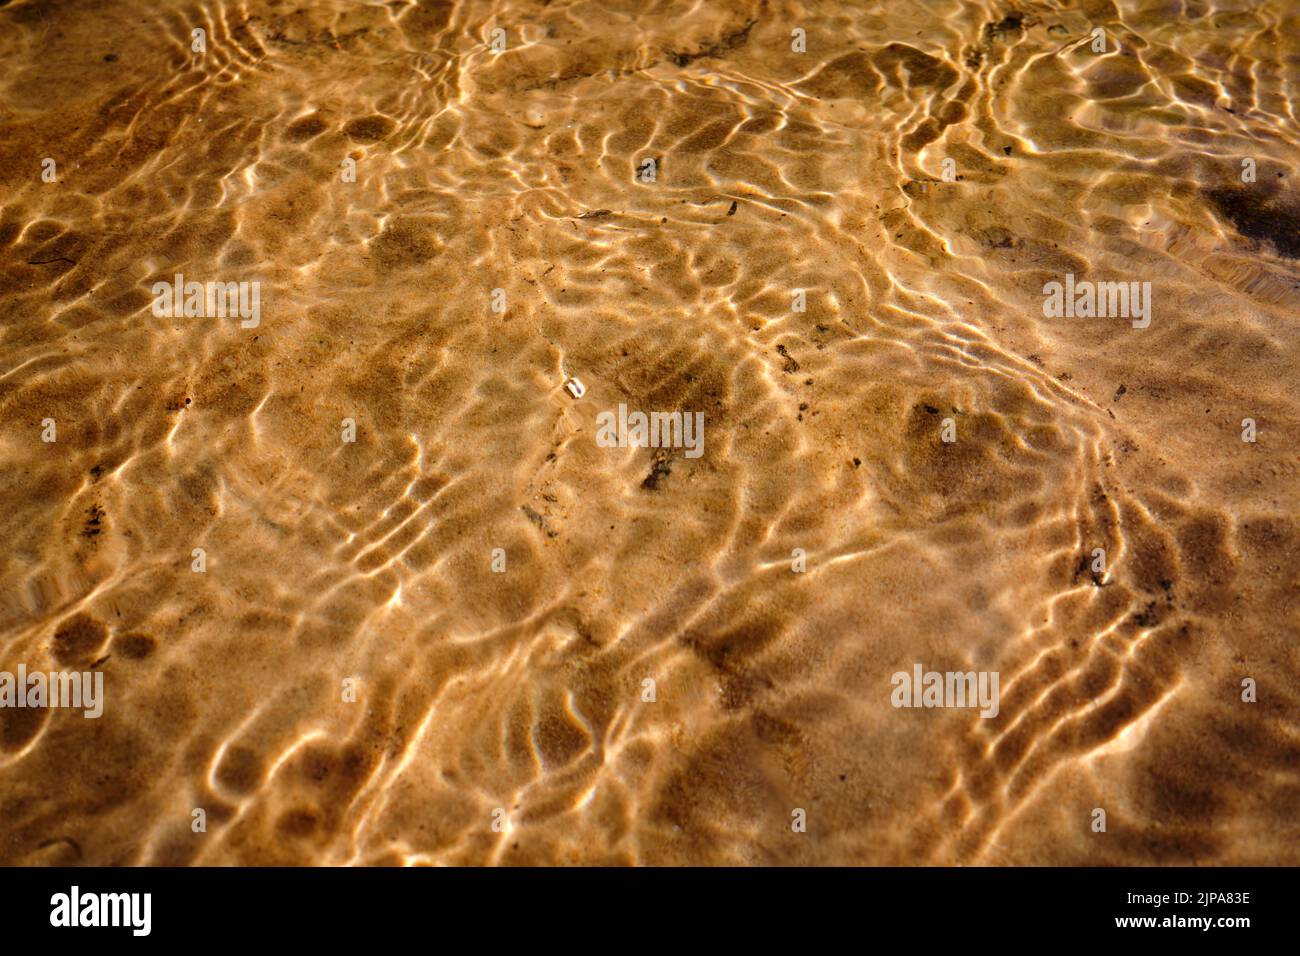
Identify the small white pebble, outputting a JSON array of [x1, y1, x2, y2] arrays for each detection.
[[564, 377, 585, 399]]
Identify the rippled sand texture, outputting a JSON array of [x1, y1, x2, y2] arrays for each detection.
[[1, 0, 1297, 866]]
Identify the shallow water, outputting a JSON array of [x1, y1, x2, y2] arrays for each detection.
[[0, 0, 1297, 865]]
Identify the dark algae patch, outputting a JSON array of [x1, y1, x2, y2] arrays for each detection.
[[1205, 187, 1300, 259]]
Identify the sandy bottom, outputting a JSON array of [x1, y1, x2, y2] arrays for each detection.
[[0, 0, 1297, 865]]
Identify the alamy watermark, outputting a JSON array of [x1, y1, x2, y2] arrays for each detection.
[[891, 663, 999, 718], [50, 886, 150, 936], [595, 403, 704, 458], [1042, 273, 1150, 328], [151, 273, 260, 328], [0, 665, 103, 718]]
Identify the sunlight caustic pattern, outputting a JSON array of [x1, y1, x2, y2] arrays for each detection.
[[0, 0, 1296, 865]]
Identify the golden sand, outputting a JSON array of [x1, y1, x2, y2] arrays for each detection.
[[0, 0, 1296, 865]]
